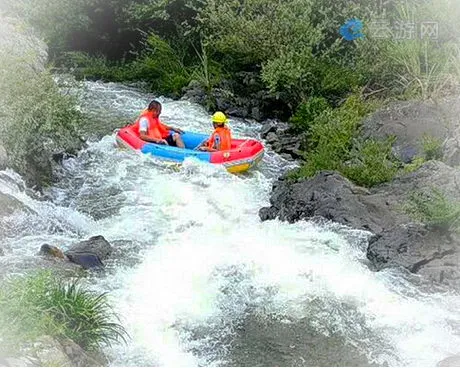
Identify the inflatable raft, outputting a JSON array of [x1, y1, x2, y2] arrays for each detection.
[[116, 125, 264, 173]]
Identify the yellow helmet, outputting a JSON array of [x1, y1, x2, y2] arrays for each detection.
[[212, 111, 228, 124]]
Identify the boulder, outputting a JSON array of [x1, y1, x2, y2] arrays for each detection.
[[64, 235, 112, 269], [66, 253, 104, 269], [367, 223, 460, 288], [259, 171, 406, 234], [362, 96, 460, 164], [259, 120, 303, 160], [259, 120, 278, 139]]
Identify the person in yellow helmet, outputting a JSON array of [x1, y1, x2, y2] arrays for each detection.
[[199, 112, 233, 151]]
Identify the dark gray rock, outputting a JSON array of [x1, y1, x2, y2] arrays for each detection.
[[180, 80, 208, 106], [367, 223, 460, 288], [65, 235, 112, 260], [66, 253, 104, 269], [265, 132, 279, 145], [64, 235, 112, 269], [259, 121, 278, 139], [259, 171, 404, 234]]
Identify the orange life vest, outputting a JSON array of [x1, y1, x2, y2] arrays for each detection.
[[207, 127, 232, 151], [134, 110, 170, 139]]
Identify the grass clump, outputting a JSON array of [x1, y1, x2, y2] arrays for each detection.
[[403, 188, 460, 232], [0, 271, 128, 355], [421, 134, 444, 161]]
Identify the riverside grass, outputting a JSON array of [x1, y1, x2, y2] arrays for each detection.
[[0, 271, 128, 356], [403, 189, 460, 232]]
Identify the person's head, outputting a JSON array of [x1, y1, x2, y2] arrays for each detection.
[[147, 100, 162, 117], [212, 111, 228, 128]]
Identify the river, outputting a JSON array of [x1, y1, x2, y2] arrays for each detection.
[[1, 80, 459, 366]]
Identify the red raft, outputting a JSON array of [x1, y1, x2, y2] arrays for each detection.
[[116, 125, 265, 173]]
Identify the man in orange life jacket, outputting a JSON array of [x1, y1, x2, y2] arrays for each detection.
[[137, 100, 185, 148], [198, 112, 232, 151]]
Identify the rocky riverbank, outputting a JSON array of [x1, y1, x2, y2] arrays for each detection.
[[259, 96, 460, 292]]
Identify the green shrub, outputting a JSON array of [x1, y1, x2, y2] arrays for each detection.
[[0, 271, 128, 355], [0, 46, 85, 186], [64, 34, 193, 97], [289, 94, 398, 187], [291, 94, 376, 179], [421, 134, 443, 161], [341, 138, 398, 187], [128, 33, 191, 96], [290, 97, 331, 133], [63, 52, 131, 82], [403, 189, 460, 232]]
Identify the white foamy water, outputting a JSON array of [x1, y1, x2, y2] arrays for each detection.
[[0, 81, 459, 366]]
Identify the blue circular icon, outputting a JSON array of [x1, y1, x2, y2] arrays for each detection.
[[340, 18, 364, 41]]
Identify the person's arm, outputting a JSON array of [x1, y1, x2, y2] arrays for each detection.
[[139, 132, 167, 145], [198, 138, 217, 151], [139, 117, 168, 144], [163, 123, 184, 134]]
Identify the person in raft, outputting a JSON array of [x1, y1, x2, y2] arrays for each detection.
[[136, 100, 185, 147], [198, 111, 232, 151]]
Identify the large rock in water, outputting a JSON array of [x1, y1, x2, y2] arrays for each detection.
[[362, 96, 460, 163], [260, 161, 460, 290], [259, 171, 408, 234], [64, 235, 112, 269]]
